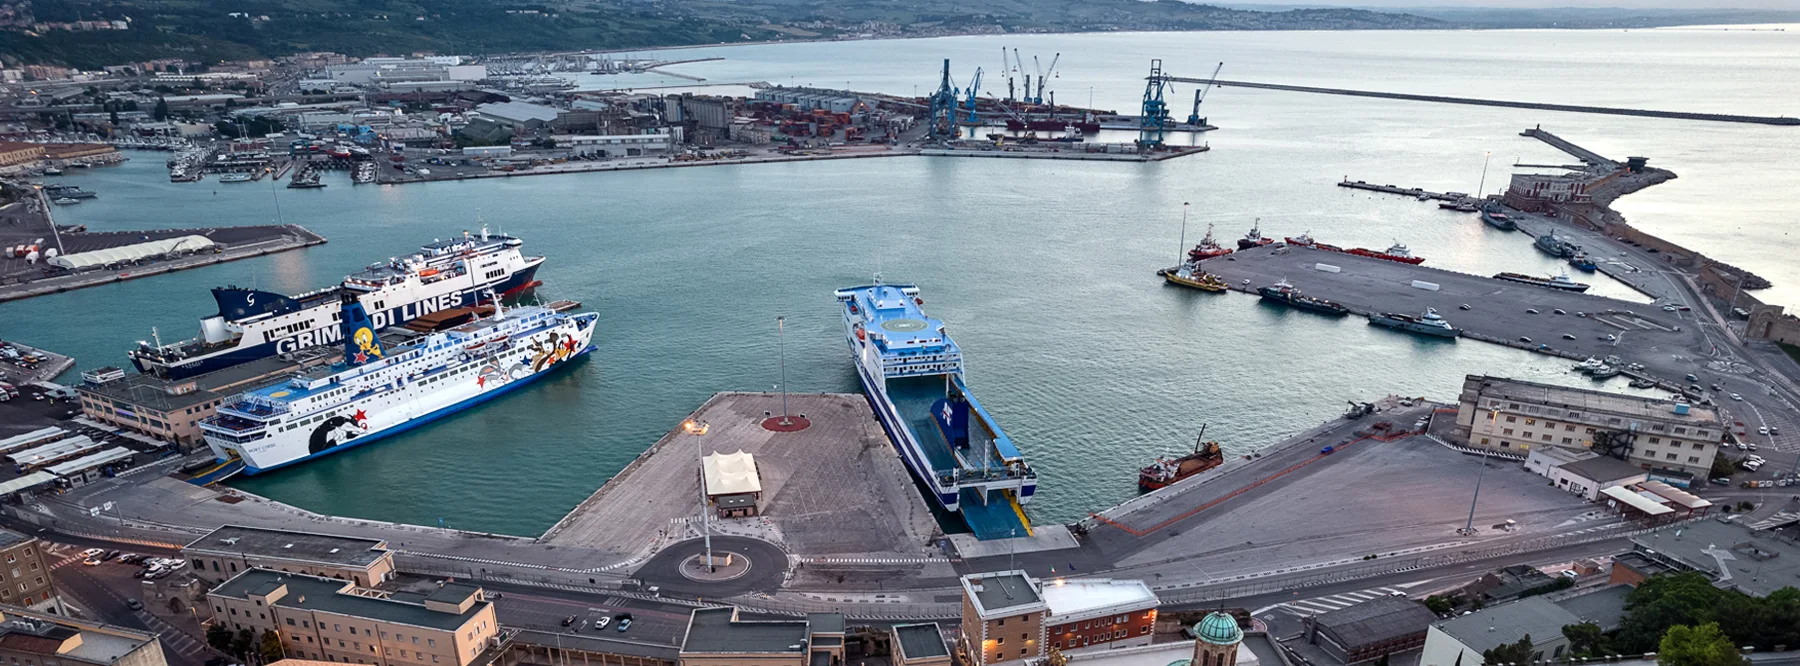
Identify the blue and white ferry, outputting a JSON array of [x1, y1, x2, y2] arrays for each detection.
[[834, 283, 1036, 540], [197, 295, 595, 476], [130, 228, 543, 380]]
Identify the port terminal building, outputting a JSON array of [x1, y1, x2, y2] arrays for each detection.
[[958, 570, 1159, 665], [1452, 375, 1720, 482], [182, 525, 396, 587]]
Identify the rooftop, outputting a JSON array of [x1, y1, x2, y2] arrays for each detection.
[[1558, 455, 1649, 484], [507, 630, 677, 661], [893, 624, 948, 660], [184, 525, 388, 567], [680, 607, 811, 655], [961, 570, 1046, 619], [475, 101, 561, 124], [1552, 585, 1633, 631], [1467, 375, 1721, 428], [1630, 518, 1800, 597], [1040, 578, 1159, 622], [81, 352, 325, 414], [0, 528, 30, 550], [1433, 597, 1582, 654], [0, 607, 158, 665], [211, 569, 486, 631], [1311, 596, 1437, 648]]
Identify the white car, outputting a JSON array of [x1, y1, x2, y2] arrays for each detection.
[[1759, 426, 1770, 436], [592, 616, 611, 630], [1731, 393, 1744, 401], [1663, 305, 1678, 311], [1738, 442, 1749, 450], [79, 548, 103, 559]]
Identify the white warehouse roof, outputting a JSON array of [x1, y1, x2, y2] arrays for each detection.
[[49, 235, 215, 270], [475, 101, 560, 124], [702, 450, 761, 496]]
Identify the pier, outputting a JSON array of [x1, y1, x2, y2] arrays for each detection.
[[0, 224, 327, 303], [0, 341, 74, 386], [1161, 77, 1800, 126]]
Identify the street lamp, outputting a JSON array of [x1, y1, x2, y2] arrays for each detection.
[[686, 419, 714, 572], [1462, 409, 1498, 536], [777, 316, 789, 426]]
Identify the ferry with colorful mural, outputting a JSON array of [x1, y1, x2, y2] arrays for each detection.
[[834, 282, 1036, 540]]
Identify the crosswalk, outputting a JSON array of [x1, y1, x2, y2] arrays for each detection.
[[1265, 586, 1410, 616], [804, 556, 945, 565], [1747, 511, 1800, 531], [135, 608, 206, 656]]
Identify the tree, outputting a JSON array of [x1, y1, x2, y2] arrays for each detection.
[[230, 627, 254, 658], [153, 97, 169, 121], [1481, 634, 1536, 665], [257, 629, 285, 663], [1710, 454, 1736, 479], [1659, 623, 1745, 666], [1617, 572, 1729, 652], [109, 109, 120, 125], [1423, 594, 1455, 615], [1563, 622, 1611, 658], [205, 624, 233, 653]]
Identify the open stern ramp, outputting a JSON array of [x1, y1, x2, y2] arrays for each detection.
[[959, 487, 1033, 540]]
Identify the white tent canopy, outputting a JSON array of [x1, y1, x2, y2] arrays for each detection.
[[49, 235, 215, 270], [702, 449, 762, 496]]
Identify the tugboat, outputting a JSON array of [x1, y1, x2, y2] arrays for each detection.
[[1258, 279, 1349, 316], [1238, 221, 1274, 250], [1439, 200, 1480, 213], [1480, 203, 1516, 230], [1160, 262, 1229, 292], [1347, 242, 1426, 265], [1534, 233, 1577, 258], [1187, 224, 1233, 261], [1494, 271, 1590, 293], [1568, 251, 1597, 272], [1368, 307, 1460, 338], [1139, 429, 1225, 492]]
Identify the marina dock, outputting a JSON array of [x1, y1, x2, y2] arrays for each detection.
[[541, 392, 941, 563], [1196, 244, 1686, 361], [1162, 77, 1800, 126]]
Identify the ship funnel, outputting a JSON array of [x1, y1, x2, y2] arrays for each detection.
[[339, 293, 385, 367]]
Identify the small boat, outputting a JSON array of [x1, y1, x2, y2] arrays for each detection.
[[1258, 279, 1349, 316], [1139, 430, 1225, 492], [69, 162, 90, 169], [1590, 365, 1621, 379], [52, 197, 79, 205], [1569, 252, 1597, 272], [1535, 233, 1577, 258], [1238, 221, 1274, 250], [218, 173, 253, 183], [1573, 357, 1605, 373], [1160, 262, 1228, 292], [1347, 242, 1426, 265], [1187, 224, 1232, 261], [1283, 232, 1344, 253], [1368, 307, 1460, 338], [1494, 272, 1590, 293], [42, 168, 63, 176], [1480, 203, 1516, 230], [1628, 378, 1657, 389], [1440, 200, 1480, 213]]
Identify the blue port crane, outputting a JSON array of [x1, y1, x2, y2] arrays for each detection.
[[1139, 59, 1171, 148], [928, 59, 958, 139], [961, 67, 983, 123], [1033, 53, 1060, 105], [1187, 61, 1223, 126]]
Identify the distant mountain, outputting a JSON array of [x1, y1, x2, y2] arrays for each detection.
[[2, 0, 1443, 69]]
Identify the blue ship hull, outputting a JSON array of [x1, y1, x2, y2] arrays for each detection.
[[137, 264, 541, 380], [238, 344, 591, 475]]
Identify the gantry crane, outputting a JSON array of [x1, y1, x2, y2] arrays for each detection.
[[1139, 59, 1170, 148], [961, 67, 983, 123], [928, 59, 958, 139], [1187, 62, 1223, 126]]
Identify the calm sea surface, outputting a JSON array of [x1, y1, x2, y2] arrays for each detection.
[[4, 27, 1796, 535]]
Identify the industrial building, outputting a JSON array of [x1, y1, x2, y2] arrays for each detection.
[[1623, 519, 1800, 597], [753, 87, 868, 115], [206, 569, 498, 666], [675, 607, 844, 666], [553, 132, 673, 159], [1421, 597, 1580, 666], [324, 59, 485, 85], [0, 605, 167, 666], [958, 571, 1159, 665], [183, 525, 396, 587], [1523, 448, 1648, 500], [1301, 597, 1436, 665], [1453, 375, 1721, 481]]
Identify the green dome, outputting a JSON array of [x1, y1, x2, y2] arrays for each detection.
[[1194, 612, 1243, 646]]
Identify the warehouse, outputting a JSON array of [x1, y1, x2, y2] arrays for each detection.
[[48, 235, 216, 271]]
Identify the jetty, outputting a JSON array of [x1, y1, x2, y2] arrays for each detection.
[[1161, 77, 1800, 126]]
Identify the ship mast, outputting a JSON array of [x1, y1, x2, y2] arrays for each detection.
[[1194, 423, 1207, 454], [1177, 202, 1189, 264]]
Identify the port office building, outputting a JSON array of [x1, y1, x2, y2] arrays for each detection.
[[78, 351, 336, 450], [0, 606, 168, 666], [183, 525, 396, 588], [1452, 375, 1720, 482], [206, 570, 498, 666], [959, 571, 1159, 666]]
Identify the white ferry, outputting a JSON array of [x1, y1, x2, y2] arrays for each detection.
[[198, 296, 596, 475], [130, 228, 543, 380]]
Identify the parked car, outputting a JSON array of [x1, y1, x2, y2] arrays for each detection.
[[125, 599, 143, 610], [1759, 427, 1769, 436], [1731, 393, 1744, 401], [79, 548, 103, 559], [592, 616, 610, 630], [561, 615, 576, 627]]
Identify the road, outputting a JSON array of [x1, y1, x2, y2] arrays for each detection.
[[48, 548, 214, 666]]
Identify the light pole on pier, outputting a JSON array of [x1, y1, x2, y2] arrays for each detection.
[[778, 316, 790, 426], [1461, 410, 1498, 536], [686, 419, 714, 572]]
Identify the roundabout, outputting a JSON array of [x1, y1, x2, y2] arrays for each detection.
[[636, 536, 787, 596]]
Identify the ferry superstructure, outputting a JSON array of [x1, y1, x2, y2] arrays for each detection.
[[834, 284, 1036, 540], [198, 296, 595, 475], [130, 228, 543, 380]]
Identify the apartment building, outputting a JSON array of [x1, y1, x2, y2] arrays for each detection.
[[0, 529, 64, 614], [206, 569, 498, 666]]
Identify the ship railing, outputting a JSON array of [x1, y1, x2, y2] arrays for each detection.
[[201, 413, 268, 433], [220, 400, 286, 418]]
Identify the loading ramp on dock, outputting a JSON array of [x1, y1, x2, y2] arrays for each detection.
[[959, 487, 1033, 541]]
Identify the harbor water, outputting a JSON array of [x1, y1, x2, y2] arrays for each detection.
[[3, 26, 1797, 535]]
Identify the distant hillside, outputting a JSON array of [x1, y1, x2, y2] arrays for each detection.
[[1, 0, 1444, 69]]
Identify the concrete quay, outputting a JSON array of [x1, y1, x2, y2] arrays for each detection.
[[1197, 244, 1688, 363], [0, 341, 74, 386], [920, 145, 1209, 162], [0, 224, 326, 303]]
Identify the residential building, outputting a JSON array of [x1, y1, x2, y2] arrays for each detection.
[[676, 607, 843, 666], [1420, 597, 1580, 666], [1453, 375, 1720, 480], [0, 530, 64, 614], [0, 605, 167, 666], [959, 571, 1159, 665], [1302, 597, 1436, 665], [183, 525, 395, 587], [206, 569, 498, 666], [1625, 519, 1800, 597], [1053, 612, 1286, 666], [891, 624, 950, 666]]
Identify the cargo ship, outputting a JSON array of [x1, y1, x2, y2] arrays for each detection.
[[1158, 262, 1228, 292], [1139, 433, 1224, 491], [130, 229, 544, 380], [1284, 233, 1344, 253], [1480, 203, 1516, 230], [1368, 307, 1460, 338], [1535, 233, 1578, 258], [1494, 272, 1590, 292], [1187, 224, 1232, 261], [1238, 222, 1274, 250], [1258, 280, 1349, 315], [836, 283, 1036, 540], [1346, 242, 1425, 265], [197, 296, 596, 476]]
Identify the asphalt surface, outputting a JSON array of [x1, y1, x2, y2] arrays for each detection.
[[48, 548, 214, 666], [633, 536, 787, 597]]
